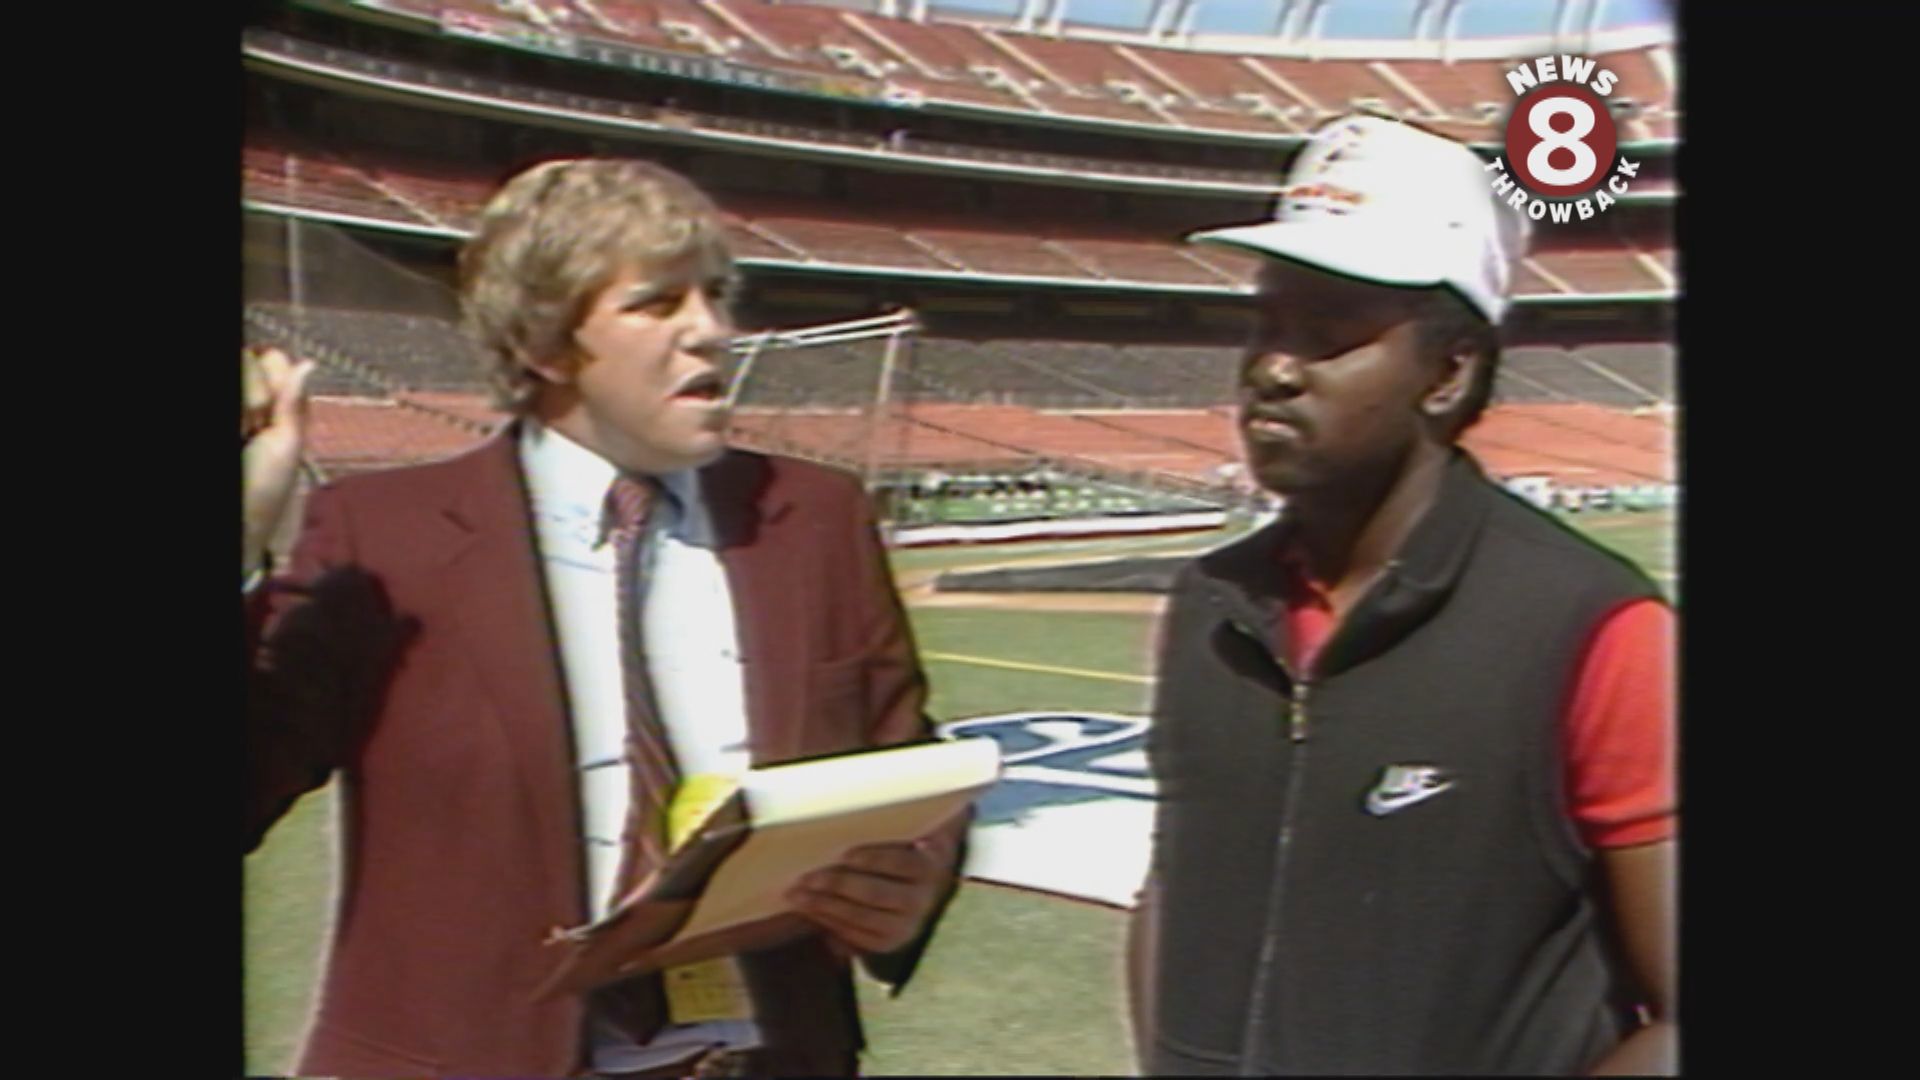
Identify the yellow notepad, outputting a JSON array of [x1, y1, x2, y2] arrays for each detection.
[[538, 738, 1002, 1003], [663, 775, 752, 1024], [671, 738, 1001, 943]]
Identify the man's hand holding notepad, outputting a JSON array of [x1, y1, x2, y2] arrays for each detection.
[[535, 736, 1001, 999]]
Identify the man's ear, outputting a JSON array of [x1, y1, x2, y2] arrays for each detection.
[[1422, 345, 1482, 424], [519, 343, 577, 388]]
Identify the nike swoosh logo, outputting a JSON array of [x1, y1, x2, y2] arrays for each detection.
[[1364, 781, 1456, 817]]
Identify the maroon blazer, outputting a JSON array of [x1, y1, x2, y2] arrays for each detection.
[[246, 430, 949, 1077]]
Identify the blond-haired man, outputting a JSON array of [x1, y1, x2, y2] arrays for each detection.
[[248, 159, 962, 1078]]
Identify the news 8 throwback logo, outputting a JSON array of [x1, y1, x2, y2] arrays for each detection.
[[1486, 55, 1641, 223]]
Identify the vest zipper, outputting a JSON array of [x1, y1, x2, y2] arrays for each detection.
[[1239, 675, 1311, 1073], [1231, 557, 1395, 1069]]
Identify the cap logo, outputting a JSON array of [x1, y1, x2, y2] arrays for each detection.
[[1189, 112, 1522, 323]]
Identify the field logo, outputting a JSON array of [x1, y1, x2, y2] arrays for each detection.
[[941, 711, 1157, 908], [1486, 55, 1639, 224], [938, 711, 1154, 825]]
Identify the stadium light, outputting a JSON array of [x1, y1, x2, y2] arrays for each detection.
[[1584, 0, 1608, 52], [1147, 0, 1173, 40], [1270, 0, 1291, 38], [1176, 0, 1202, 42]]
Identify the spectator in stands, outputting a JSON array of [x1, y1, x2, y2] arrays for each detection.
[[1129, 115, 1676, 1076], [247, 158, 964, 1079], [657, 95, 692, 130]]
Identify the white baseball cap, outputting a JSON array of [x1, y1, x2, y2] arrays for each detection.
[[1188, 114, 1531, 323]]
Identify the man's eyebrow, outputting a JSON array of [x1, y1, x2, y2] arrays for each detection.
[[617, 280, 681, 306]]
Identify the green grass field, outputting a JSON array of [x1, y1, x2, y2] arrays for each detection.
[[243, 509, 1672, 1076], [1559, 509, 1680, 600]]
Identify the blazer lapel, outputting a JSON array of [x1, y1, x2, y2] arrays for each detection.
[[701, 451, 805, 766], [435, 430, 586, 921]]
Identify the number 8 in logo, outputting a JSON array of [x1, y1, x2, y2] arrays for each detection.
[[1505, 82, 1618, 198]]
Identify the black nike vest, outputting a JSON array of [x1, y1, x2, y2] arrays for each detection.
[[1147, 452, 1664, 1076]]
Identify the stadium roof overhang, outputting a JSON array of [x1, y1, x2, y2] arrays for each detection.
[[244, 29, 1678, 202]]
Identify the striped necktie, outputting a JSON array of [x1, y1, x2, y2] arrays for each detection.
[[595, 472, 680, 1045]]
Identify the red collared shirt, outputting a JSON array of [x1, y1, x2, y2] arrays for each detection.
[[1278, 552, 1675, 850]]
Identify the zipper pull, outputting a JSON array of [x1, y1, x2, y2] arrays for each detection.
[[1290, 681, 1311, 743]]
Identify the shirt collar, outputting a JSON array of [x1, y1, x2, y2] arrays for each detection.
[[1263, 450, 1491, 670], [518, 420, 714, 548], [654, 468, 715, 547], [1267, 450, 1486, 596], [1274, 542, 1333, 609]]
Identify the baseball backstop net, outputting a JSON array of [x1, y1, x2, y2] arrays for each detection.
[[242, 210, 1240, 529]]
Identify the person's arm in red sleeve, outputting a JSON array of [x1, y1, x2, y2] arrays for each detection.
[[786, 473, 966, 991], [246, 487, 411, 853], [1564, 599, 1678, 1075]]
